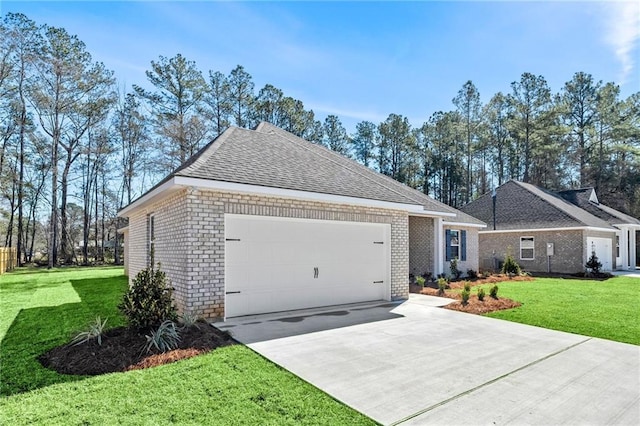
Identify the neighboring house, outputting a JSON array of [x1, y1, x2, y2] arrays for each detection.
[[118, 122, 485, 320], [557, 188, 640, 271], [460, 180, 639, 274]]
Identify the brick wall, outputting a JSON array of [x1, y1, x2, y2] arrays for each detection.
[[127, 188, 410, 319], [444, 225, 480, 277], [478, 229, 588, 274], [409, 216, 434, 278]]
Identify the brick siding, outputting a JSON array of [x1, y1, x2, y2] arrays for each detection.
[[478, 229, 616, 274], [409, 216, 434, 278], [127, 188, 409, 319]]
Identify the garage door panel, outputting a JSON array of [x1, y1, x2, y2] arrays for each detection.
[[225, 215, 390, 317]]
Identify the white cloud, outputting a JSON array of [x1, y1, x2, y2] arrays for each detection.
[[603, 1, 640, 85]]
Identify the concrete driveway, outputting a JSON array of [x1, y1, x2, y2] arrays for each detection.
[[217, 295, 640, 425]]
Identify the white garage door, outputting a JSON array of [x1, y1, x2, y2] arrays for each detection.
[[224, 214, 390, 318], [586, 237, 613, 272]]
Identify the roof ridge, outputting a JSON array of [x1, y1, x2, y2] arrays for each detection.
[[177, 127, 238, 176], [513, 181, 611, 228], [259, 123, 429, 208]]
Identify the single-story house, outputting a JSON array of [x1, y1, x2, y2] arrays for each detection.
[[118, 122, 485, 319], [460, 180, 639, 274]]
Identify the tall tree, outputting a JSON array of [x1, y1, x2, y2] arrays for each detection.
[[507, 73, 553, 184], [351, 121, 377, 167], [452, 80, 482, 202], [323, 114, 349, 155], [206, 70, 231, 137], [483, 92, 512, 186], [228, 65, 254, 128], [134, 54, 208, 172], [560, 72, 601, 186], [377, 114, 416, 184]]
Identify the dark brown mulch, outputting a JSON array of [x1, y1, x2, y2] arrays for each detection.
[[39, 322, 235, 376]]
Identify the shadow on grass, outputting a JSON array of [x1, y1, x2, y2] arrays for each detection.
[[0, 275, 128, 396], [4, 266, 123, 276]]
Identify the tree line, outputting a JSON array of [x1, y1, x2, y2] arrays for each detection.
[[1, 13, 638, 267]]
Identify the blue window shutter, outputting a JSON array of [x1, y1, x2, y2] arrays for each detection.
[[461, 230, 467, 261], [445, 230, 452, 261]]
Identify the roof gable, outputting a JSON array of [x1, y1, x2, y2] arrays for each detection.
[[120, 122, 485, 225], [559, 188, 640, 226], [460, 180, 614, 230]]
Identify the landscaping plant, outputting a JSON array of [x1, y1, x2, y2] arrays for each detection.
[[437, 277, 448, 297], [463, 281, 471, 292], [585, 253, 602, 275], [144, 320, 181, 353], [461, 289, 470, 306], [119, 263, 178, 330], [490, 284, 499, 299], [450, 257, 462, 280], [415, 275, 426, 288], [71, 317, 108, 346], [501, 253, 521, 276], [466, 269, 478, 280], [477, 287, 485, 301]]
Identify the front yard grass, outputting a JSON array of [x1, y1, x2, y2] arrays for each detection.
[[0, 267, 375, 425], [481, 276, 640, 345]]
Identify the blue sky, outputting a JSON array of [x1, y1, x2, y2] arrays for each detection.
[[3, 1, 639, 133]]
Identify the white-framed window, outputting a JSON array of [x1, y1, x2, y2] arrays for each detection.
[[148, 213, 155, 262], [445, 229, 467, 261], [520, 236, 534, 260], [450, 230, 460, 260], [615, 235, 620, 258]]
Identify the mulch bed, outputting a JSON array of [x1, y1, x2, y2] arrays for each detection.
[[39, 321, 235, 376], [410, 274, 528, 314]]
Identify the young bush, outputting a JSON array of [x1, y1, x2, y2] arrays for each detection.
[[477, 287, 486, 301], [461, 289, 470, 306], [415, 275, 426, 288], [463, 281, 471, 292], [466, 269, 478, 280], [585, 253, 602, 275], [180, 311, 202, 330], [501, 253, 521, 276], [144, 320, 180, 353], [119, 264, 178, 330], [72, 317, 108, 346], [490, 284, 499, 299], [450, 257, 462, 281], [437, 277, 448, 297]]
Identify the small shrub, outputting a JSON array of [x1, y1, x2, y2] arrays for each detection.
[[585, 253, 602, 275], [72, 316, 108, 346], [463, 281, 471, 292], [144, 320, 180, 353], [119, 263, 178, 330], [450, 257, 462, 281], [477, 287, 486, 301], [180, 311, 202, 330], [437, 272, 447, 280], [490, 284, 499, 299], [501, 253, 521, 276], [466, 269, 478, 280], [461, 289, 470, 306], [415, 275, 426, 288], [437, 277, 448, 297]]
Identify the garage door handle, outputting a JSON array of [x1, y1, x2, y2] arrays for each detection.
[[226, 238, 241, 242], [373, 281, 383, 284], [226, 291, 241, 294], [373, 241, 384, 244], [314, 267, 319, 278]]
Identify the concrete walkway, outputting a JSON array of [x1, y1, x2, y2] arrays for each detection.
[[217, 295, 640, 425]]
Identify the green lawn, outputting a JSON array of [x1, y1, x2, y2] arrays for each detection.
[[0, 267, 375, 425], [481, 276, 640, 345]]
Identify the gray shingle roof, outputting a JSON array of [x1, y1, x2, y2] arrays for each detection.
[[558, 188, 640, 226], [134, 122, 484, 225], [460, 180, 615, 230]]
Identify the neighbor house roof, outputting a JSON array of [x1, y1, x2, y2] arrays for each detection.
[[558, 188, 640, 226], [460, 180, 615, 231], [120, 122, 485, 226]]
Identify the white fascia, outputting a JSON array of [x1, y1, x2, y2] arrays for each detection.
[[175, 176, 432, 213], [118, 178, 178, 217], [442, 221, 487, 229], [480, 226, 615, 234]]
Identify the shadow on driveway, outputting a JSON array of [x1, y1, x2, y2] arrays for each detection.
[[215, 301, 405, 344]]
